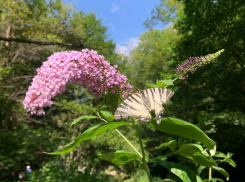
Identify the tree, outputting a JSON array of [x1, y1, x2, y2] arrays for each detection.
[[143, 0, 245, 181], [0, 0, 118, 180]]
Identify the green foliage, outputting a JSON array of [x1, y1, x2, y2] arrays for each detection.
[[156, 79, 174, 87], [125, 28, 180, 88], [98, 150, 139, 165], [100, 111, 115, 122], [49, 122, 132, 154], [152, 158, 200, 182], [71, 115, 100, 126], [30, 160, 115, 182], [151, 117, 215, 150], [155, 140, 177, 152]]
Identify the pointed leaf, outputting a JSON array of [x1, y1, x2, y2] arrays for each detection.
[[100, 105, 107, 111], [156, 79, 174, 87], [71, 115, 99, 126], [197, 165, 206, 175], [152, 158, 198, 182], [175, 144, 217, 167], [48, 122, 131, 155], [100, 110, 114, 122], [155, 140, 177, 152], [105, 93, 123, 114], [209, 143, 217, 156], [146, 83, 159, 88], [192, 152, 217, 167], [212, 166, 229, 181], [203, 178, 225, 182], [151, 117, 215, 150], [225, 159, 236, 168], [214, 151, 227, 158], [98, 150, 139, 165]]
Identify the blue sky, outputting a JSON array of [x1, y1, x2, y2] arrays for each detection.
[[68, 0, 164, 54]]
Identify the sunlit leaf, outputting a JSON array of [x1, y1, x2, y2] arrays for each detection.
[[100, 110, 114, 122], [214, 151, 227, 158], [146, 83, 159, 88], [98, 150, 139, 165], [151, 117, 215, 150], [71, 115, 99, 126], [156, 79, 174, 87], [48, 122, 131, 155]]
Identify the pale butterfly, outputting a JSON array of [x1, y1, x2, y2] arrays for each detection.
[[114, 88, 174, 124]]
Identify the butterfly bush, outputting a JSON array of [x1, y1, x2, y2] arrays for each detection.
[[175, 49, 224, 79], [23, 49, 133, 115]]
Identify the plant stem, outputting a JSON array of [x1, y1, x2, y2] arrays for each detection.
[[134, 123, 152, 182], [209, 167, 212, 182], [99, 117, 143, 159]]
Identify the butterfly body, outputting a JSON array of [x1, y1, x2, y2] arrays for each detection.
[[115, 88, 174, 124]]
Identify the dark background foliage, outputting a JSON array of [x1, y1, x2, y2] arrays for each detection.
[[0, 0, 244, 181]]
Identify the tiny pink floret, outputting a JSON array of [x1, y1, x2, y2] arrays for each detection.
[[23, 49, 133, 115]]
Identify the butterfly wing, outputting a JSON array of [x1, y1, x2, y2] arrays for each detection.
[[115, 88, 174, 124], [114, 93, 151, 121], [142, 88, 175, 124]]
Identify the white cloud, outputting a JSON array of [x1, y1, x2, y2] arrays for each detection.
[[115, 38, 139, 56], [110, 4, 119, 13]]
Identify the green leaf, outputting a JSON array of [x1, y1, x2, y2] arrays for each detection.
[[151, 117, 215, 150], [192, 152, 217, 167], [48, 122, 131, 155], [175, 144, 203, 159], [225, 158, 236, 168], [152, 158, 198, 182], [212, 166, 229, 181], [71, 115, 99, 126], [156, 79, 174, 87], [100, 105, 107, 111], [146, 83, 159, 88], [214, 151, 227, 158], [100, 110, 114, 122], [175, 144, 217, 167], [155, 140, 177, 152], [203, 178, 225, 182], [98, 150, 139, 165], [197, 165, 206, 175], [105, 93, 123, 114], [209, 143, 217, 156]]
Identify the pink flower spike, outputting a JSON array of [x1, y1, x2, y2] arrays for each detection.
[[23, 49, 133, 115]]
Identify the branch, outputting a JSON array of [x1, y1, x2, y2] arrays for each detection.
[[0, 36, 85, 48]]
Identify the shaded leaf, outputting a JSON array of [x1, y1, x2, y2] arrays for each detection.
[[197, 165, 206, 175], [105, 93, 123, 114], [48, 122, 131, 155], [151, 117, 215, 150], [175, 144, 217, 167], [152, 158, 198, 182], [203, 178, 225, 182], [100, 110, 114, 122], [98, 150, 139, 165], [212, 166, 229, 181], [71, 115, 99, 126], [155, 140, 177, 152], [192, 152, 217, 167]]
